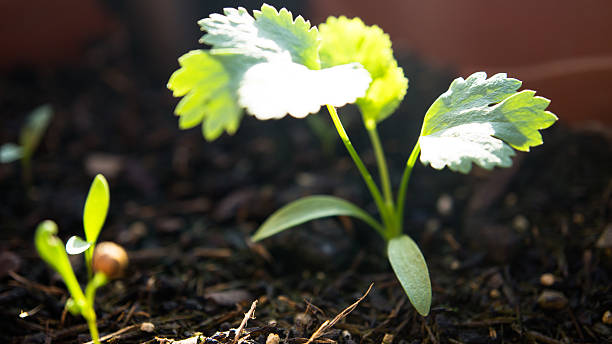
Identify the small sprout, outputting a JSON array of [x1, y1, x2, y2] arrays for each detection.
[[93, 241, 128, 279], [34, 174, 116, 344], [169, 4, 557, 316], [0, 104, 54, 186]]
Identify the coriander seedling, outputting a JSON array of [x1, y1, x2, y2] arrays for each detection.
[[0, 104, 53, 186], [168, 4, 557, 316], [66, 174, 110, 280], [35, 221, 128, 344]]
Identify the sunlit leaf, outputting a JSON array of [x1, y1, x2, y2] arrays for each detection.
[[388, 235, 431, 316], [252, 195, 383, 242], [168, 4, 371, 140], [65, 235, 91, 255], [419, 72, 558, 173], [319, 16, 407, 124], [83, 174, 110, 244]]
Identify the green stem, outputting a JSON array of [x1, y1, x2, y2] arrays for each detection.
[[87, 318, 100, 344], [84, 272, 107, 344], [85, 247, 93, 281], [365, 120, 393, 207], [395, 140, 421, 236], [326, 105, 393, 230]]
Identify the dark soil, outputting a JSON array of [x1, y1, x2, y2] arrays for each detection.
[[1, 20, 612, 344]]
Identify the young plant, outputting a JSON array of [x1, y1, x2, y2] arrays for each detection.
[[34, 175, 125, 344], [35, 222, 127, 344], [167, 4, 557, 316], [65, 174, 111, 280], [0, 104, 53, 186]]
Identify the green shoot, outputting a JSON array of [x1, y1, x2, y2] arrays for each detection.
[[34, 175, 124, 343], [66, 174, 110, 280], [35, 221, 110, 344], [0, 104, 53, 186], [168, 4, 558, 316]]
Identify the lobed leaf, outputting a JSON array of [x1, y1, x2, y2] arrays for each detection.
[[387, 235, 432, 316], [168, 4, 372, 140], [319, 16, 408, 124], [252, 195, 383, 242], [419, 72, 558, 173], [83, 174, 110, 245]]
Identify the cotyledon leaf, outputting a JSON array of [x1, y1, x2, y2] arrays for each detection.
[[168, 4, 371, 140], [319, 16, 407, 124], [65, 235, 91, 255], [419, 72, 558, 173], [252, 195, 383, 242], [83, 174, 110, 244], [388, 235, 432, 316]]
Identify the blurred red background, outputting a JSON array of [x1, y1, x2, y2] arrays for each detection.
[[1, 0, 610, 126], [310, 0, 612, 126]]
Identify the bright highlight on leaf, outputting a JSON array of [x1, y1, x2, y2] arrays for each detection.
[[66, 236, 91, 255], [83, 174, 110, 244], [238, 62, 371, 119], [168, 4, 372, 140], [319, 16, 408, 124], [419, 72, 558, 173]]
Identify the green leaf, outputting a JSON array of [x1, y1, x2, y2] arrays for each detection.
[[319, 16, 408, 124], [252, 195, 383, 242], [387, 235, 431, 316], [65, 235, 91, 255], [19, 104, 53, 159], [168, 5, 371, 139], [0, 143, 23, 163], [35, 220, 87, 311], [200, 4, 320, 69], [83, 174, 110, 245], [419, 72, 558, 173], [168, 50, 243, 141]]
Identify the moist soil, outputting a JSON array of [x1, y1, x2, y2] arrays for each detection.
[[1, 31, 611, 344]]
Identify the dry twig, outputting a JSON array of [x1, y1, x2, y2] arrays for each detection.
[[233, 300, 258, 344], [306, 283, 373, 344]]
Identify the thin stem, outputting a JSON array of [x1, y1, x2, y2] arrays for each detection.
[[395, 140, 421, 236], [87, 318, 100, 344], [85, 247, 93, 281], [365, 121, 393, 207], [326, 105, 392, 229], [84, 272, 107, 344]]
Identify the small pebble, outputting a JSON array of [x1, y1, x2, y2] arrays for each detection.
[[539, 273, 556, 286], [512, 215, 529, 232], [537, 290, 568, 310], [140, 322, 155, 332], [596, 224, 612, 248], [450, 260, 460, 270], [436, 194, 453, 216], [266, 333, 280, 344], [603, 310, 612, 325], [382, 333, 394, 344]]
